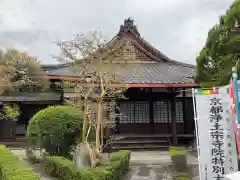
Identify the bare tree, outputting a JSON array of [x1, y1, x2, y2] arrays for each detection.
[[56, 30, 132, 167]]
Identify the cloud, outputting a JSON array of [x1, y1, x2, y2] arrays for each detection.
[[124, 0, 232, 64], [1, 29, 50, 46], [0, 0, 233, 64]]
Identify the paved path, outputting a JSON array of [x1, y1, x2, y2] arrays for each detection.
[[11, 149, 56, 180], [121, 151, 199, 180], [27, 162, 58, 180], [11, 149, 199, 180]]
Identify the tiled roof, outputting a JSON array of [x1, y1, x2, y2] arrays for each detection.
[[46, 63, 195, 84], [120, 63, 195, 84], [46, 67, 79, 77], [43, 18, 196, 85], [0, 92, 61, 102]]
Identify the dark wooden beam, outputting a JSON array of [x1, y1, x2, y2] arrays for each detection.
[[115, 100, 120, 134], [21, 101, 60, 105], [149, 97, 154, 134], [171, 98, 177, 145], [183, 88, 187, 133]]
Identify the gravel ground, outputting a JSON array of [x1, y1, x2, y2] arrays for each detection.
[[11, 149, 199, 180], [121, 163, 173, 180], [121, 151, 199, 180], [25, 161, 58, 180], [11, 149, 57, 180]]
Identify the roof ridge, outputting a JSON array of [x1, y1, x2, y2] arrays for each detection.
[[115, 18, 195, 68], [42, 18, 196, 70], [116, 28, 195, 68]]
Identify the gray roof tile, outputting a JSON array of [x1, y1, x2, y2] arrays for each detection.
[[121, 63, 195, 84], [46, 62, 195, 84], [46, 68, 79, 77], [44, 18, 196, 84]]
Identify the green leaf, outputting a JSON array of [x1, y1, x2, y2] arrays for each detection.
[[196, 1, 240, 87], [3, 104, 20, 121]]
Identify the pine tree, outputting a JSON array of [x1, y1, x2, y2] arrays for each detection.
[[196, 0, 240, 87]]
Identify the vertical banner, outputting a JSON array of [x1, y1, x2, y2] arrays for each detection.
[[230, 68, 240, 159], [232, 67, 240, 136], [194, 88, 238, 180]]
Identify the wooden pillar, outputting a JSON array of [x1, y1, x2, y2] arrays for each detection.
[[149, 99, 154, 134], [183, 88, 187, 133], [115, 100, 120, 134], [171, 98, 177, 145]]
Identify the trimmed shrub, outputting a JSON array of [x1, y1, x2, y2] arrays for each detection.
[[169, 146, 187, 173], [44, 150, 131, 180], [173, 174, 191, 180], [0, 145, 40, 180], [27, 105, 83, 157], [169, 146, 186, 158]]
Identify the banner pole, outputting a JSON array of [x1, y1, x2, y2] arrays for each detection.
[[192, 88, 202, 180], [232, 67, 240, 161], [232, 67, 240, 135]]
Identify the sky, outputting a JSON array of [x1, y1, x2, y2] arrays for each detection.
[[0, 0, 233, 65]]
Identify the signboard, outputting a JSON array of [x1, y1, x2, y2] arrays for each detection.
[[194, 87, 238, 180], [225, 171, 240, 180]]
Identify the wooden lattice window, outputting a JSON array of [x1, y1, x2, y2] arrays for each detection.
[[119, 102, 134, 124], [176, 101, 184, 123], [153, 101, 171, 123], [134, 101, 150, 123]]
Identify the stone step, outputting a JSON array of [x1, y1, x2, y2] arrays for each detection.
[[112, 139, 169, 145], [0, 137, 27, 142], [113, 134, 171, 142], [111, 134, 172, 151], [112, 144, 170, 151], [0, 138, 28, 148], [113, 134, 172, 138]]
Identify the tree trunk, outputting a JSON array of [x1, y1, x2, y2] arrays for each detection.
[[82, 98, 88, 142], [74, 143, 91, 169], [95, 99, 102, 156], [100, 110, 104, 152]]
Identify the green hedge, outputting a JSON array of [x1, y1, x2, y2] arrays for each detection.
[[44, 150, 131, 180], [169, 146, 187, 157], [0, 145, 40, 180]]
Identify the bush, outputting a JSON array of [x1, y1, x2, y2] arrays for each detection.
[[27, 105, 84, 157], [44, 150, 131, 180], [169, 147, 187, 173], [173, 174, 191, 180], [0, 145, 40, 180], [169, 146, 186, 157]]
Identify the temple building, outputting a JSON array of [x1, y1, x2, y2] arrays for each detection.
[[0, 18, 198, 149], [44, 18, 198, 149]]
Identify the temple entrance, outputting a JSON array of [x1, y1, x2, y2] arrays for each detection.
[[115, 88, 194, 137], [117, 101, 151, 134]]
